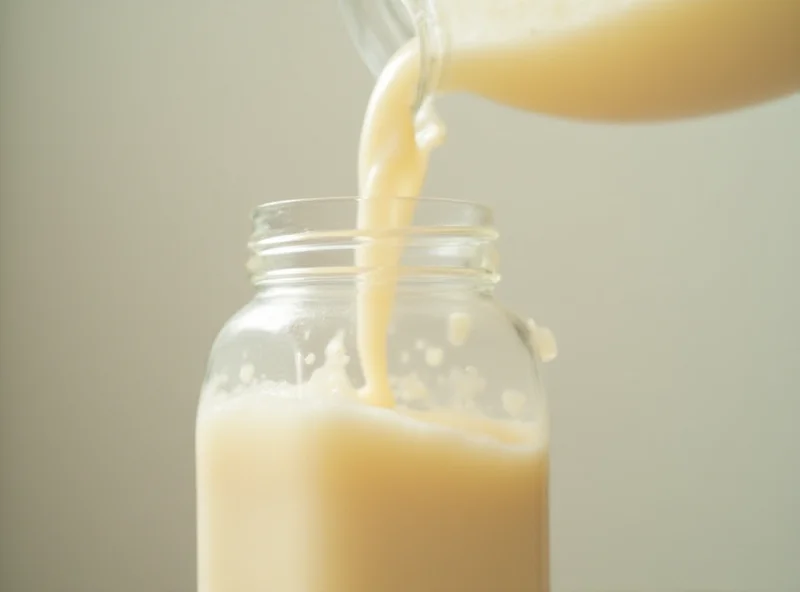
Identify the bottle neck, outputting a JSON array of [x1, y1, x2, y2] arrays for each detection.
[[341, 0, 447, 105], [410, 0, 446, 110]]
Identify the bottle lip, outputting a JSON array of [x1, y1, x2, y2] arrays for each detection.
[[340, 0, 417, 77], [247, 196, 499, 287], [340, 0, 446, 101], [253, 196, 492, 223]]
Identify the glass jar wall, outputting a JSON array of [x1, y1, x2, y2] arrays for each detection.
[[196, 196, 551, 592]]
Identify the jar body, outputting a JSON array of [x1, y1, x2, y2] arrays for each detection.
[[196, 197, 550, 592]]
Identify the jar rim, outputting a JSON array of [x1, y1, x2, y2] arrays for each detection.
[[247, 196, 499, 286], [253, 196, 493, 222]]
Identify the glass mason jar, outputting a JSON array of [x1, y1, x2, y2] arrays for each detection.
[[196, 196, 552, 592]]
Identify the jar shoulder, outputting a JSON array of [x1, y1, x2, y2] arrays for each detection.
[[201, 291, 547, 421]]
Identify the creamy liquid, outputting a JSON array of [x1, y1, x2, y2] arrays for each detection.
[[356, 42, 440, 407], [356, 0, 800, 406], [197, 393, 548, 592], [445, 0, 800, 121]]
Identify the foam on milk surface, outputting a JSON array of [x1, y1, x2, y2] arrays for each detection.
[[200, 382, 542, 450], [207, 331, 530, 426]]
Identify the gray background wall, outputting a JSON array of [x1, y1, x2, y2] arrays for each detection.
[[1, 1, 798, 591]]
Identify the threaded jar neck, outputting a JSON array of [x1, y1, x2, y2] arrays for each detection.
[[247, 197, 499, 288]]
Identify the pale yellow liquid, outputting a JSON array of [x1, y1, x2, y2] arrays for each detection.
[[446, 0, 800, 121], [197, 393, 549, 592]]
